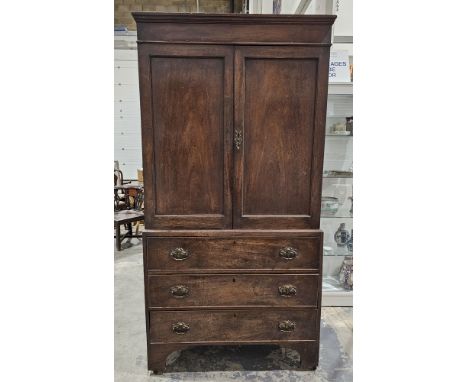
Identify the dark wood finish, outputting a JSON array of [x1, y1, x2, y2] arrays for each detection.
[[148, 274, 319, 308], [145, 236, 320, 272], [147, 341, 318, 373], [143, 229, 324, 237], [114, 211, 144, 251], [149, 309, 318, 343], [137, 44, 233, 229], [287, 342, 319, 370], [234, 46, 331, 229], [133, 13, 335, 374], [133, 13, 335, 45], [114, 184, 144, 250], [114, 184, 144, 211]]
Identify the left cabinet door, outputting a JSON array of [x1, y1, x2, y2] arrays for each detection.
[[137, 45, 233, 229]]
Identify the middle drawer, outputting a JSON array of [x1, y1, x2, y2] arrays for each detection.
[[147, 274, 319, 308]]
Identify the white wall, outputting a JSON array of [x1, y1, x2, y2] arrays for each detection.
[[114, 46, 141, 179]]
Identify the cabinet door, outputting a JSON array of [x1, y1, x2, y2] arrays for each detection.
[[234, 46, 329, 229], [138, 44, 233, 229]]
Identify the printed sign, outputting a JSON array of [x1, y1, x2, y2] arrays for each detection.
[[329, 51, 351, 83]]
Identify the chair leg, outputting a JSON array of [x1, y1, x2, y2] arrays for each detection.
[[128, 222, 132, 238], [115, 224, 121, 251], [135, 221, 140, 236]]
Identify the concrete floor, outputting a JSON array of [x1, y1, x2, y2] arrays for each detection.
[[115, 237, 353, 382]]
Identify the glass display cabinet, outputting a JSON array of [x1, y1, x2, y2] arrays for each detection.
[[322, 82, 353, 306]]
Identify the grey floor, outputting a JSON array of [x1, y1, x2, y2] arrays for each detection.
[[115, 237, 353, 382]]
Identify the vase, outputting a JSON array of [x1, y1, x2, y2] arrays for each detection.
[[347, 229, 353, 253], [334, 223, 351, 247], [339, 255, 353, 290]]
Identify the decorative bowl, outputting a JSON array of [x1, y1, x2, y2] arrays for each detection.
[[321, 196, 340, 215]]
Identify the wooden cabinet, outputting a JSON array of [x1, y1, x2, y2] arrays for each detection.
[[133, 12, 336, 374]]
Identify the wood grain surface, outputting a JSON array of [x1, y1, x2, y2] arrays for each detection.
[[138, 44, 233, 229], [146, 236, 321, 271], [149, 309, 318, 343], [134, 12, 335, 375], [233, 46, 330, 229], [148, 273, 319, 308]]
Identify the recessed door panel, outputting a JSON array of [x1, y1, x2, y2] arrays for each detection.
[[152, 57, 224, 215], [138, 45, 233, 229], [234, 46, 330, 229], [243, 58, 315, 215]]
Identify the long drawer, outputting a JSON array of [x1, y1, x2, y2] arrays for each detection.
[[145, 237, 320, 271], [148, 274, 319, 308], [149, 309, 318, 343]]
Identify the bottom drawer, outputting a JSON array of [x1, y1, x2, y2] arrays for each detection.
[[149, 309, 318, 344]]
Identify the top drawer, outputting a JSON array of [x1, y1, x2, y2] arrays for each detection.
[[145, 236, 321, 272]]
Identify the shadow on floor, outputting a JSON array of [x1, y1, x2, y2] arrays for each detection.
[[165, 345, 302, 373]]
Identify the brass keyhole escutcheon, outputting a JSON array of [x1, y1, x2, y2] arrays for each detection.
[[234, 130, 243, 150]]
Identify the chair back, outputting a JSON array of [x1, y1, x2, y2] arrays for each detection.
[[127, 187, 144, 211], [115, 186, 144, 212], [114, 169, 124, 186]]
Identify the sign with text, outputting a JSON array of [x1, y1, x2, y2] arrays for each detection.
[[329, 51, 351, 83]]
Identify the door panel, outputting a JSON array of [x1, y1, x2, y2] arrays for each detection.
[[138, 44, 233, 229], [152, 57, 224, 216], [234, 46, 330, 229], [243, 58, 315, 215]]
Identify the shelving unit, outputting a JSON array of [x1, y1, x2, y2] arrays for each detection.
[[322, 78, 353, 307], [322, 275, 353, 306], [328, 82, 353, 95]]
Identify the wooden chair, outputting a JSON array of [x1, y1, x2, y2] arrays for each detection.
[[114, 185, 144, 251], [114, 169, 132, 210]]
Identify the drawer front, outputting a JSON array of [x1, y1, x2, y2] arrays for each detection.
[[148, 274, 319, 308], [149, 309, 318, 343], [146, 237, 320, 271]]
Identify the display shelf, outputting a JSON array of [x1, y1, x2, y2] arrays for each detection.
[[321, 219, 352, 251], [322, 74, 353, 307], [328, 82, 353, 95], [322, 249, 353, 257], [322, 275, 353, 307]]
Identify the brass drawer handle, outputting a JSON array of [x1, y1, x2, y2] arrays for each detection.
[[278, 284, 297, 297], [170, 285, 189, 298], [170, 247, 189, 261], [279, 247, 298, 260], [172, 322, 190, 335], [278, 320, 296, 332]]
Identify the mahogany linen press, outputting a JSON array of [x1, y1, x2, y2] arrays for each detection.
[[132, 12, 336, 373]]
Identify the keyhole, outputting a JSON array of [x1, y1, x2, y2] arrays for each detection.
[[232, 278, 236, 283], [233, 313, 237, 318]]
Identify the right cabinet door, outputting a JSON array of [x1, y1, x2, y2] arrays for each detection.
[[234, 46, 330, 229]]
